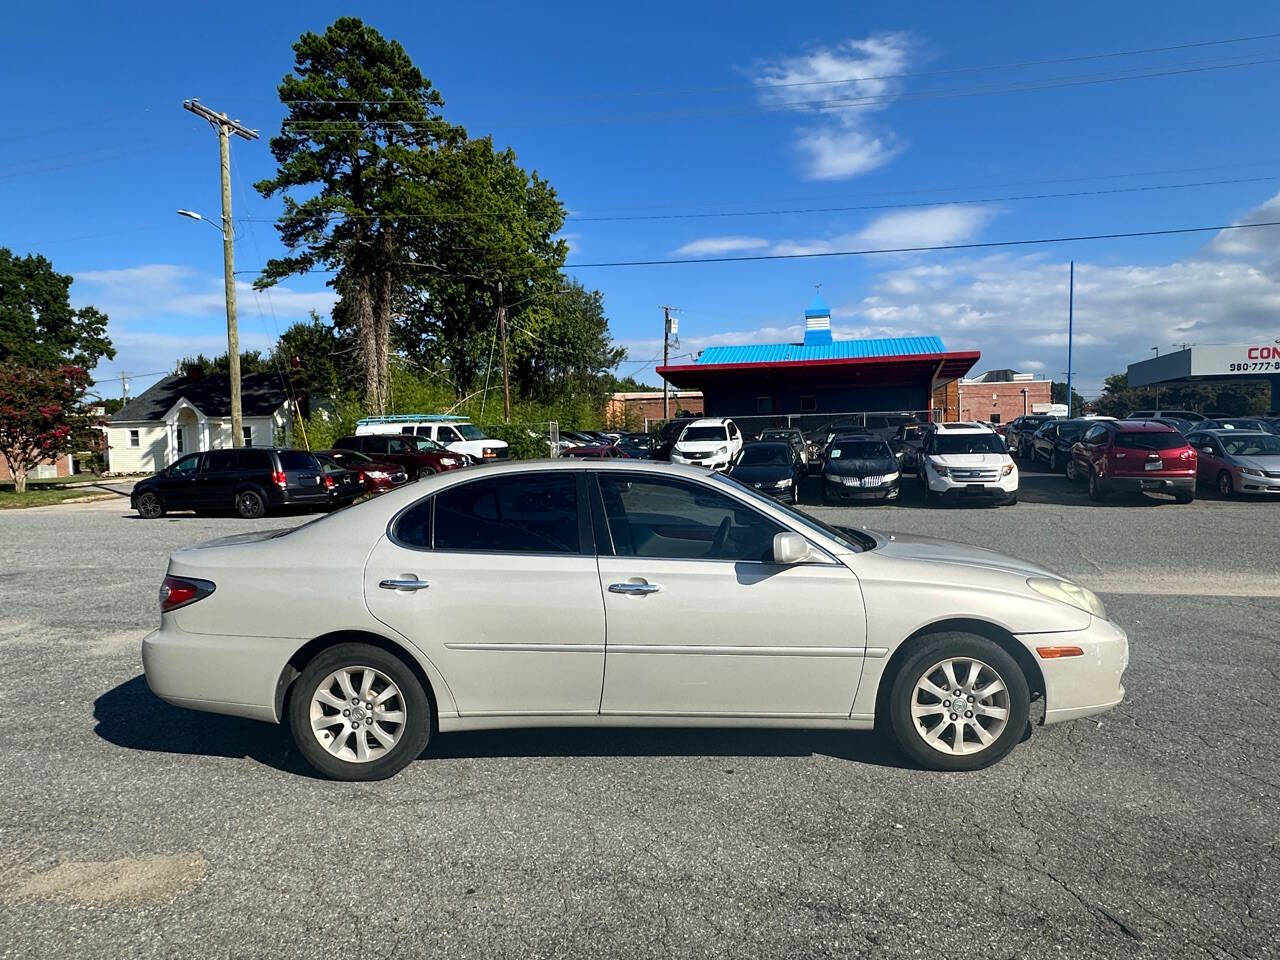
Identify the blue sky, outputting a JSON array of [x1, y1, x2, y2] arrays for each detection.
[[4, 1, 1280, 400]]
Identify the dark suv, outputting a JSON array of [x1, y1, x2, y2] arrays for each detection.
[[131, 448, 329, 519], [332, 434, 466, 478]]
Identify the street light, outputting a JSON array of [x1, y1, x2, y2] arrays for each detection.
[[176, 209, 225, 236], [1151, 347, 1161, 407]]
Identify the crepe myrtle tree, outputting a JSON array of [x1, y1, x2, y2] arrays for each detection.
[[0, 365, 90, 492]]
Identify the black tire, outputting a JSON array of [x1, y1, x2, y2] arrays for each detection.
[[1176, 486, 1197, 505], [1004, 492, 1018, 506], [287, 642, 431, 781], [1065, 457, 1079, 482], [1217, 471, 1233, 499], [234, 488, 266, 519], [1088, 470, 1105, 501], [1049, 449, 1059, 472], [135, 491, 165, 519], [887, 633, 1030, 772], [420, 466, 437, 477]]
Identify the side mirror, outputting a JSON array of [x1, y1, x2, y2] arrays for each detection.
[[773, 532, 813, 564], [1201, 446, 1213, 455]]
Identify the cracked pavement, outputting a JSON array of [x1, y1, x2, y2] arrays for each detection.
[[0, 468, 1276, 959]]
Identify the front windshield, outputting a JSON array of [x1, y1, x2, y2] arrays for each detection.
[[829, 440, 892, 460], [713, 472, 870, 552], [456, 424, 487, 440], [680, 426, 728, 442], [932, 434, 1006, 455], [1222, 434, 1280, 456], [760, 431, 795, 442], [407, 436, 445, 452], [737, 445, 791, 466]]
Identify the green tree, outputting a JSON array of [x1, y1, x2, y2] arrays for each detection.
[[1051, 381, 1085, 417], [270, 312, 357, 415], [174, 351, 273, 376], [0, 249, 113, 371], [255, 17, 463, 415], [0, 365, 91, 492], [509, 280, 624, 404]]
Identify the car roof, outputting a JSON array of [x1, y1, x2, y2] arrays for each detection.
[[1203, 428, 1270, 436], [934, 421, 995, 433], [743, 440, 791, 448], [686, 417, 732, 427], [1111, 419, 1179, 431]]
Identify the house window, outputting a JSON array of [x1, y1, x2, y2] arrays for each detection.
[[128, 429, 140, 448], [242, 426, 253, 447], [756, 396, 774, 414], [990, 413, 1001, 424], [800, 396, 817, 413], [176, 427, 185, 454]]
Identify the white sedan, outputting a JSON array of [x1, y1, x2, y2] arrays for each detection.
[[143, 460, 1127, 780]]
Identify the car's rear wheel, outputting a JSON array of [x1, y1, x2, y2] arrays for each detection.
[[1217, 471, 1234, 498], [1065, 457, 1079, 482], [234, 489, 266, 519], [288, 643, 431, 781], [135, 492, 164, 519], [887, 634, 1030, 772], [1049, 449, 1059, 472]]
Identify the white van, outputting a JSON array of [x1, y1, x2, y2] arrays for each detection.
[[355, 415, 509, 462]]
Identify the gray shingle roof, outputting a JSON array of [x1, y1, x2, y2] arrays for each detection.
[[110, 372, 290, 422]]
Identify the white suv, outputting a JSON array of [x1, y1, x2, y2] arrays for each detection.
[[670, 418, 743, 471], [355, 416, 509, 462], [918, 422, 1018, 505]]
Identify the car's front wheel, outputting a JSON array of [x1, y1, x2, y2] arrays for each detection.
[[887, 633, 1030, 771], [288, 643, 431, 781], [135, 492, 165, 519], [1065, 457, 1079, 482], [1088, 470, 1105, 501], [1217, 471, 1234, 498]]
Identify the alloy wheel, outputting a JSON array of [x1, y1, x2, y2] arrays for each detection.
[[136, 493, 163, 519], [1065, 458, 1077, 481], [309, 666, 407, 764], [909, 657, 1010, 756], [1218, 472, 1233, 497]]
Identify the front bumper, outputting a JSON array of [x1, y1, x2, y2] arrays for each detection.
[[671, 454, 731, 471], [823, 478, 899, 501], [1020, 618, 1128, 725], [1233, 471, 1280, 494]]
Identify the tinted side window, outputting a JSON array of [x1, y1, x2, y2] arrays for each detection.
[[363, 437, 389, 454], [170, 453, 202, 476], [597, 474, 784, 562], [278, 451, 319, 471], [434, 473, 579, 554], [395, 498, 433, 548], [1082, 425, 1106, 445], [205, 450, 239, 472], [240, 450, 273, 470]]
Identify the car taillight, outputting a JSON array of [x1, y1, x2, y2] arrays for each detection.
[[272, 470, 288, 488], [323, 473, 335, 489], [159, 575, 215, 612]]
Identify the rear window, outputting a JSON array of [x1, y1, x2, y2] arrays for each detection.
[[277, 451, 319, 470], [1115, 431, 1186, 451]]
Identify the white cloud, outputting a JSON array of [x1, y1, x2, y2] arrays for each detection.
[[1017, 360, 1047, 371], [672, 236, 769, 256], [754, 34, 911, 180], [771, 204, 996, 257], [1207, 190, 1280, 260], [76, 264, 336, 322], [559, 232, 581, 254]]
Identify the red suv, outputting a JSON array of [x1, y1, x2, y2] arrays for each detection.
[[1069, 420, 1196, 503], [332, 434, 465, 479]]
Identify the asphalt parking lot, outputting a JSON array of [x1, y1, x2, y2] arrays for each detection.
[[1, 466, 1277, 960]]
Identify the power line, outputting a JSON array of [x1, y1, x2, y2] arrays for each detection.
[[271, 31, 1280, 105], [563, 219, 1280, 268]]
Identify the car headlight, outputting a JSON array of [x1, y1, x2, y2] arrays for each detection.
[[824, 472, 839, 482], [1239, 467, 1264, 477], [928, 458, 949, 477], [1028, 577, 1107, 620], [1001, 463, 1015, 476], [717, 446, 728, 456], [885, 471, 899, 482], [776, 477, 793, 487], [366, 470, 387, 479], [441, 458, 458, 466]]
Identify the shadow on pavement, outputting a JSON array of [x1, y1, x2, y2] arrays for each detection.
[[96, 675, 911, 772]]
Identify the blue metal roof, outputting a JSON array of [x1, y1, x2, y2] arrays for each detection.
[[804, 294, 830, 318], [694, 335, 948, 366]]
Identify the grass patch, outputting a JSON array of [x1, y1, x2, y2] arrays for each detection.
[[0, 484, 125, 509]]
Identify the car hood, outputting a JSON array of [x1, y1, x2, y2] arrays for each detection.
[[728, 464, 792, 483], [675, 440, 729, 453], [868, 530, 1056, 579], [359, 460, 404, 473], [1233, 453, 1280, 471], [825, 457, 898, 476], [927, 453, 1011, 468]]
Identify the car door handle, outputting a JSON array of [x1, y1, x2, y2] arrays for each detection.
[[608, 581, 661, 595], [379, 578, 430, 591]]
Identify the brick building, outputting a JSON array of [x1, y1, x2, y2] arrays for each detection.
[[957, 370, 1053, 425], [605, 391, 704, 429]]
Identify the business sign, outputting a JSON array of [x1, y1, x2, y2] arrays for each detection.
[[1190, 344, 1280, 377]]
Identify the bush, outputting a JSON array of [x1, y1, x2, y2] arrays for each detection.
[[482, 422, 553, 460]]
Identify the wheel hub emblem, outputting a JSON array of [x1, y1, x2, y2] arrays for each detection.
[[350, 705, 367, 723]]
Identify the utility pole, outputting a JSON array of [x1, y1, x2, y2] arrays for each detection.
[[1066, 260, 1074, 418], [184, 99, 258, 447], [497, 280, 511, 423], [121, 371, 129, 404], [661, 306, 678, 419]]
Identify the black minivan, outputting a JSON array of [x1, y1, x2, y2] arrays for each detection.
[[131, 448, 329, 519]]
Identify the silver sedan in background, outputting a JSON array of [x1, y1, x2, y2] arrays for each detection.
[[1186, 429, 1280, 496], [142, 460, 1127, 781]]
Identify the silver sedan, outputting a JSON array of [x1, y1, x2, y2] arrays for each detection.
[[1187, 429, 1280, 496], [143, 460, 1127, 780]]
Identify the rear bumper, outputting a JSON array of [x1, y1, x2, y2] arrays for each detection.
[[1098, 475, 1193, 495], [142, 624, 291, 723], [1021, 618, 1128, 725]]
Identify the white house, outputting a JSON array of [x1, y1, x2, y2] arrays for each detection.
[[107, 370, 295, 474]]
